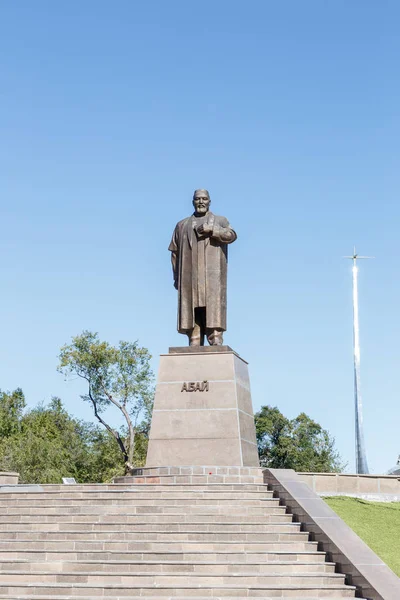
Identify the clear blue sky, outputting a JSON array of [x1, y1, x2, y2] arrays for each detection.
[[1, 1, 399, 474]]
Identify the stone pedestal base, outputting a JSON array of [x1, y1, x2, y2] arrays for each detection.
[[114, 465, 264, 485], [145, 347, 259, 467]]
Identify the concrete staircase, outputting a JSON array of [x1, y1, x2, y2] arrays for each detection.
[[0, 481, 362, 599]]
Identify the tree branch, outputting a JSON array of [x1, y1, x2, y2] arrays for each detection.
[[97, 378, 136, 468], [87, 388, 129, 465]]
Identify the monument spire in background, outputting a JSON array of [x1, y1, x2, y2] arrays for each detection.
[[344, 247, 373, 474]]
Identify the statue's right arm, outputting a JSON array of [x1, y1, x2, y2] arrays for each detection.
[[168, 225, 180, 290]]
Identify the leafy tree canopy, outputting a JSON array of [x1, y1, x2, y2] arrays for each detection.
[[255, 405, 344, 472], [58, 331, 154, 472], [0, 393, 147, 484], [0, 388, 26, 438], [0, 396, 88, 483]]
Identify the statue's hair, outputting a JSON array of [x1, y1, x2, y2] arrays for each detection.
[[193, 189, 210, 199]]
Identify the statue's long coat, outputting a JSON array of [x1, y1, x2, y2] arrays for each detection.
[[169, 212, 237, 332]]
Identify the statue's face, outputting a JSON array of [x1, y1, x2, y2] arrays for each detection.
[[193, 192, 210, 215]]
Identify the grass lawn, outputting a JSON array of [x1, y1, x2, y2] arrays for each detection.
[[325, 496, 400, 577]]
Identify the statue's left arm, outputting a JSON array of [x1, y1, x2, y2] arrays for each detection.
[[210, 216, 237, 245]]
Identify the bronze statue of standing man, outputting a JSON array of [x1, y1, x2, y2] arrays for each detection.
[[169, 190, 237, 346]]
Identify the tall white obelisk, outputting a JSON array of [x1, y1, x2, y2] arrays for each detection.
[[345, 248, 372, 474]]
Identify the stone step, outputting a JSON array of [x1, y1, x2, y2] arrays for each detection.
[[0, 530, 307, 542], [0, 497, 276, 507], [0, 582, 357, 597], [0, 540, 319, 552], [0, 521, 296, 533], [0, 484, 270, 492], [0, 571, 348, 585], [0, 597, 363, 600], [0, 596, 363, 600], [0, 550, 327, 563], [0, 559, 336, 574], [0, 505, 283, 516], [0, 490, 274, 500], [0, 513, 288, 523]]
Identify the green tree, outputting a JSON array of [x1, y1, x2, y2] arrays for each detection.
[[0, 390, 145, 484], [255, 405, 344, 472], [58, 331, 154, 472], [0, 397, 93, 483], [78, 426, 125, 483], [0, 388, 26, 438], [80, 427, 148, 483]]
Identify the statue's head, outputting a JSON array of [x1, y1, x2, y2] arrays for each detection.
[[193, 189, 211, 216]]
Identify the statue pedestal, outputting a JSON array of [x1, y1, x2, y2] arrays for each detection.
[[145, 347, 259, 467]]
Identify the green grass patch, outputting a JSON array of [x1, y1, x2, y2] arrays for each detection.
[[325, 496, 400, 576]]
